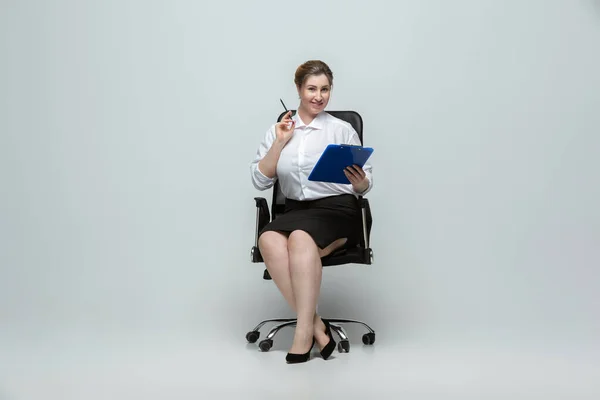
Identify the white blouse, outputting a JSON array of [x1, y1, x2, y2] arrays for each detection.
[[250, 111, 373, 201]]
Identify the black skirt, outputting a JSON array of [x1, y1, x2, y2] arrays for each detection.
[[259, 194, 362, 249]]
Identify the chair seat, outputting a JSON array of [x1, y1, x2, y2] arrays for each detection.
[[259, 246, 373, 280], [321, 246, 373, 266]]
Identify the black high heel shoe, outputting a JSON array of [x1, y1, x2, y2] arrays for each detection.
[[318, 319, 336, 360], [286, 338, 315, 364]]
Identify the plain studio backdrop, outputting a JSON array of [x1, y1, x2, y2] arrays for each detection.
[[1, 0, 599, 398]]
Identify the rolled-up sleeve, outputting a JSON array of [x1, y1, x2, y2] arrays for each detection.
[[250, 127, 277, 190], [348, 130, 373, 196]]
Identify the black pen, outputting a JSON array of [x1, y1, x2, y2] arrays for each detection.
[[280, 98, 294, 117]]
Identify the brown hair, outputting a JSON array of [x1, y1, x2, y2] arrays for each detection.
[[294, 60, 334, 88]]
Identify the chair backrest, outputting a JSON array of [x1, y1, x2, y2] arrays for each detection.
[[270, 110, 364, 220]]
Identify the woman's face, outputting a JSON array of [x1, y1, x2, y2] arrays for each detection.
[[297, 74, 331, 117]]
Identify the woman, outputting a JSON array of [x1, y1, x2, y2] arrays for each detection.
[[250, 60, 373, 363]]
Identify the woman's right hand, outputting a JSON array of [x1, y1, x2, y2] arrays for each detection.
[[275, 111, 295, 145]]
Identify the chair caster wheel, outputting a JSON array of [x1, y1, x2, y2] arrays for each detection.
[[338, 340, 350, 353], [259, 339, 273, 352], [246, 331, 260, 343], [362, 332, 376, 345]]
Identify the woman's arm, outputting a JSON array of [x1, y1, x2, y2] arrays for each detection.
[[250, 112, 296, 190], [257, 139, 287, 179], [250, 127, 278, 190]]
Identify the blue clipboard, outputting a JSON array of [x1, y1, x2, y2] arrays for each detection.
[[308, 144, 374, 184]]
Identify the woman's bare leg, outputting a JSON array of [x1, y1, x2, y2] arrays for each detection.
[[313, 237, 347, 349], [287, 230, 323, 354], [260, 230, 348, 353], [258, 231, 296, 312]]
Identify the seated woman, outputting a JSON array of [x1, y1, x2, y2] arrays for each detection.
[[249, 60, 373, 364]]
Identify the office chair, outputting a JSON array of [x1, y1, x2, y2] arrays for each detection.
[[246, 110, 376, 354]]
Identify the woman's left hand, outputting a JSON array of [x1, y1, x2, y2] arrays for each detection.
[[344, 164, 369, 193]]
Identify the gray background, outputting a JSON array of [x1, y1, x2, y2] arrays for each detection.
[[1, 0, 599, 397]]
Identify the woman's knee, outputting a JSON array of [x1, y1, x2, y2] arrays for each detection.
[[258, 231, 288, 256], [287, 230, 318, 254]]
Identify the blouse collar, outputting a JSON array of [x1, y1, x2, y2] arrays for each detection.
[[293, 110, 326, 130]]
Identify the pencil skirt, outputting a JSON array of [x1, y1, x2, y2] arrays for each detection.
[[259, 194, 362, 249]]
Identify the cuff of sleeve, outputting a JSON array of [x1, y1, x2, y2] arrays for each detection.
[[253, 164, 275, 188], [354, 177, 372, 195]]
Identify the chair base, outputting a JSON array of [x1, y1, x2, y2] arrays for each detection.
[[245, 318, 376, 353]]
